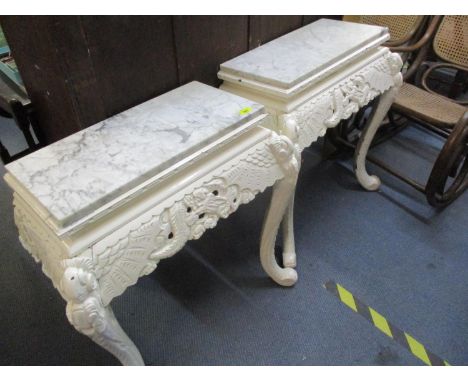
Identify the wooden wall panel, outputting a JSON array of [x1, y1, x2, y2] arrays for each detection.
[[303, 15, 342, 25], [249, 16, 303, 49], [173, 16, 249, 87], [1, 16, 90, 142], [50, 16, 107, 128], [80, 16, 179, 118], [1, 15, 335, 144]]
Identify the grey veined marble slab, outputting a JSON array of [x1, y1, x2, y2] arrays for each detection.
[[220, 19, 388, 89], [6, 81, 264, 227]]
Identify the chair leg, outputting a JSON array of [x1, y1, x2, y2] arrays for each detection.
[[321, 128, 342, 160], [10, 100, 37, 149], [28, 109, 46, 146], [448, 70, 468, 100], [0, 139, 12, 164]]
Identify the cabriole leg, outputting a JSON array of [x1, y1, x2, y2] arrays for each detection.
[[354, 84, 401, 191], [260, 133, 300, 286], [60, 263, 144, 366], [278, 114, 300, 269], [281, 191, 297, 268]]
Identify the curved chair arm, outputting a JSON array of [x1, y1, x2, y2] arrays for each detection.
[[461, 111, 468, 134], [456, 110, 468, 131], [383, 16, 429, 48], [403, 43, 432, 82], [421, 63, 468, 105], [390, 16, 442, 53], [426, 109, 468, 207]]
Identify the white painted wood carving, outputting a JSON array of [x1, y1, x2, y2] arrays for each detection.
[[288, 51, 403, 152], [6, 18, 405, 366], [219, 20, 403, 191], [6, 88, 299, 365]]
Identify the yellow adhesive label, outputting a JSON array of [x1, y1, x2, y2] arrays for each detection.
[[239, 107, 252, 115]]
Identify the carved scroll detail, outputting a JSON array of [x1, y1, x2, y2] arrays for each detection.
[[12, 130, 295, 364], [12, 130, 293, 308], [59, 257, 144, 365], [285, 51, 403, 151], [86, 131, 294, 305]]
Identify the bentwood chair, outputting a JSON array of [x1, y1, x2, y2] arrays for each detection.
[[342, 16, 437, 80], [324, 16, 440, 152], [328, 16, 468, 207], [343, 15, 427, 46]]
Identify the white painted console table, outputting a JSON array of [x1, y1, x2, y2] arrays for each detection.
[[4, 82, 300, 365], [218, 19, 403, 199]]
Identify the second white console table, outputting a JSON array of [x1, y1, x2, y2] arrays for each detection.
[[219, 18, 403, 194]]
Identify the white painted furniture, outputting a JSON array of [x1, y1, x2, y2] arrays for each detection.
[[4, 81, 301, 365], [218, 18, 403, 210]]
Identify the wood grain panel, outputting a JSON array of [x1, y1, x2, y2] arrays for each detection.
[[1, 16, 338, 143], [249, 16, 303, 49], [80, 16, 179, 118], [303, 15, 342, 25], [1, 16, 88, 142], [51, 16, 107, 128], [173, 16, 249, 87]]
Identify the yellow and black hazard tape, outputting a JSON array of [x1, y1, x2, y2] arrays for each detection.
[[324, 280, 450, 366]]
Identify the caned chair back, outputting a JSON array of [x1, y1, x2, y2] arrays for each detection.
[[342, 16, 426, 46], [433, 16, 468, 68]]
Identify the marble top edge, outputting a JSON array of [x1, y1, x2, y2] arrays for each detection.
[[219, 43, 389, 100], [220, 18, 388, 89], [6, 81, 265, 227]]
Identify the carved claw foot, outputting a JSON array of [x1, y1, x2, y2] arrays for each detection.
[[261, 133, 300, 286], [60, 261, 144, 366], [354, 71, 403, 191]]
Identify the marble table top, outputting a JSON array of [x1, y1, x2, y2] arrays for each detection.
[[6, 81, 264, 227], [220, 19, 388, 90]]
